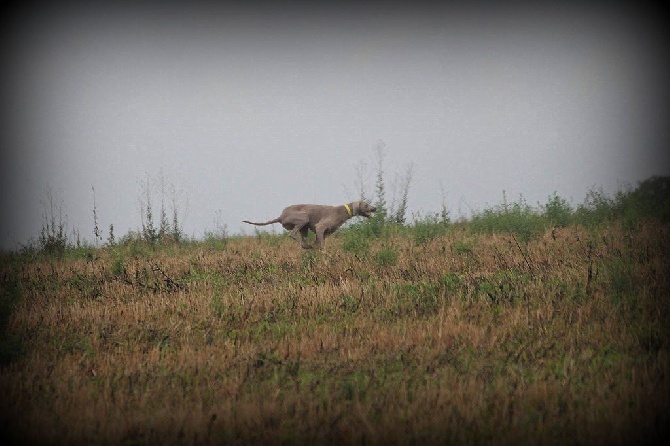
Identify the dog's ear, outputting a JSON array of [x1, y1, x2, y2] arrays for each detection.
[[352, 201, 361, 215]]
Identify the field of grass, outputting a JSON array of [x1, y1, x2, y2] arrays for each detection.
[[1, 216, 669, 444]]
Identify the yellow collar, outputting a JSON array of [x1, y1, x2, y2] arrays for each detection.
[[344, 204, 353, 217]]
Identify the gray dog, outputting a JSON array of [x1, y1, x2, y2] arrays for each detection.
[[243, 201, 376, 249]]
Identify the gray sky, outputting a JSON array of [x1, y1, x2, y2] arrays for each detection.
[[1, 1, 668, 250]]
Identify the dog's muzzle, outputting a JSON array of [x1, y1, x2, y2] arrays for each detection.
[[363, 207, 376, 217]]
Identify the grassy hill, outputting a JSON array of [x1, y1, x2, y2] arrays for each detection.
[[1, 179, 669, 444]]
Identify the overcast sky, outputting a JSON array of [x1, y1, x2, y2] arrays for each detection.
[[1, 1, 668, 250]]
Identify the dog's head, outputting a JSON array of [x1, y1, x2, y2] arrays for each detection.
[[354, 201, 377, 218]]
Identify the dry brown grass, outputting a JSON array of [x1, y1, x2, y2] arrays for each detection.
[[1, 222, 668, 445]]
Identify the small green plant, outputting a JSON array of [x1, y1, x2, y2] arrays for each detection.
[[389, 163, 414, 225], [453, 240, 473, 255], [204, 212, 229, 251], [373, 141, 388, 225], [92, 187, 102, 247], [387, 281, 442, 319], [374, 247, 398, 267], [412, 213, 448, 246], [475, 269, 530, 305], [111, 254, 125, 278], [339, 294, 360, 313], [439, 273, 462, 292], [107, 224, 116, 247], [341, 228, 371, 257], [117, 231, 152, 258], [300, 250, 319, 274], [211, 292, 226, 320]]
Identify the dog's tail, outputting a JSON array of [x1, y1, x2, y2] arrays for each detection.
[[242, 218, 281, 226]]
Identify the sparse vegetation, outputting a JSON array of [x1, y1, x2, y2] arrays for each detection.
[[1, 177, 668, 444], [38, 186, 69, 255], [138, 172, 186, 246]]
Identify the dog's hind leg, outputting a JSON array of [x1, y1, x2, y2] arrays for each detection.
[[281, 212, 311, 248]]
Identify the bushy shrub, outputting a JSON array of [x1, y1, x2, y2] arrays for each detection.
[[624, 176, 670, 224], [470, 194, 546, 241], [574, 187, 618, 227], [544, 192, 573, 227], [574, 178, 669, 228]]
